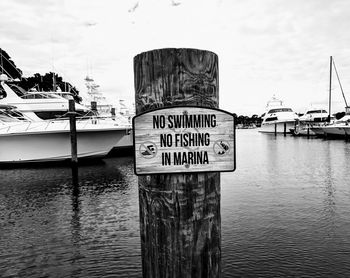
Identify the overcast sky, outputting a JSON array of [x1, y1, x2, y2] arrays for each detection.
[[1, 0, 350, 115]]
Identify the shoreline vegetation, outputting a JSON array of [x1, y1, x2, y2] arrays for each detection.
[[234, 114, 262, 128]]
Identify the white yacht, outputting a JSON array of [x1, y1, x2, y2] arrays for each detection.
[[259, 96, 298, 134], [298, 108, 328, 123], [83, 75, 134, 120], [0, 104, 129, 164], [290, 108, 329, 136], [0, 74, 133, 150], [0, 79, 90, 121], [82, 75, 134, 149]]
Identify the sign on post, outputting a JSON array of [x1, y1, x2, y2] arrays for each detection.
[[133, 106, 235, 175]]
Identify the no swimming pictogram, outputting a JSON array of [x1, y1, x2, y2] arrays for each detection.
[[139, 141, 157, 159]]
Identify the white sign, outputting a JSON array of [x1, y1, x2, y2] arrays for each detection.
[[133, 106, 236, 175]]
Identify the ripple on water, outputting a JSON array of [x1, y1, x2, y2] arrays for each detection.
[[2, 132, 350, 277]]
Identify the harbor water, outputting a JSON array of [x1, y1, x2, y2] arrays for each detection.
[[1, 129, 350, 277]]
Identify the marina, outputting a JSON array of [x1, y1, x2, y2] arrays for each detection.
[[2, 1, 350, 276], [1, 129, 350, 277]]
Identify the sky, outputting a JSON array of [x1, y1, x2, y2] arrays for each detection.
[[1, 0, 350, 116]]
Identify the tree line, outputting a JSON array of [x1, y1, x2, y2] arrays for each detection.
[[233, 114, 263, 127]]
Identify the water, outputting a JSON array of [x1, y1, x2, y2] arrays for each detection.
[[1, 130, 350, 277]]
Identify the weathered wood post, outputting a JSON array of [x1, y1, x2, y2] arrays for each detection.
[[68, 99, 78, 165], [283, 122, 287, 136], [274, 123, 277, 135], [134, 48, 221, 277], [111, 107, 116, 118], [91, 101, 97, 112]]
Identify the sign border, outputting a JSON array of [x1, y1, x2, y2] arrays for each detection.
[[132, 105, 236, 175]]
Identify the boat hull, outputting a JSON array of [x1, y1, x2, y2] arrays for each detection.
[[309, 127, 325, 136], [259, 121, 296, 134], [115, 132, 133, 149], [0, 129, 125, 163], [322, 126, 347, 137], [290, 127, 318, 136]]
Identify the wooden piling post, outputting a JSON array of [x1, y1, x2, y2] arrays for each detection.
[[274, 123, 277, 135], [91, 101, 97, 112], [134, 48, 221, 278], [283, 122, 287, 136], [111, 107, 116, 117], [69, 99, 78, 164]]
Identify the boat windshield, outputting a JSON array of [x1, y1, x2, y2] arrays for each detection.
[[267, 108, 293, 113], [0, 112, 21, 122], [306, 110, 327, 114], [0, 84, 6, 98], [21, 92, 58, 99], [8, 84, 26, 97]]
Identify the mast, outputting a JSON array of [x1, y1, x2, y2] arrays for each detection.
[[328, 56, 332, 122], [332, 57, 349, 113]]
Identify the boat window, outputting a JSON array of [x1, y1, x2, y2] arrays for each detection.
[[306, 110, 327, 114], [6, 109, 26, 120], [267, 108, 292, 113], [34, 109, 90, 120], [8, 84, 26, 97], [21, 93, 57, 99], [0, 84, 6, 98], [0, 111, 21, 122], [265, 117, 278, 122]]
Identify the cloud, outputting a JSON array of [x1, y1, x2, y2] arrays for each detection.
[[1, 0, 350, 114]]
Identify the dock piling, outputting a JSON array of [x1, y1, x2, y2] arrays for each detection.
[[134, 48, 221, 278], [91, 101, 97, 112], [68, 99, 78, 165]]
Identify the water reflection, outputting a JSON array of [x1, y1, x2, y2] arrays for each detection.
[[222, 130, 350, 277], [2, 132, 350, 277], [0, 157, 141, 277]]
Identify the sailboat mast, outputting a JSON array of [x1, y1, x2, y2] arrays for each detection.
[[328, 56, 332, 122]]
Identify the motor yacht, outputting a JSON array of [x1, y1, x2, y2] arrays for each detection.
[[290, 108, 329, 136], [0, 80, 90, 121], [0, 104, 129, 164], [82, 75, 134, 149], [0, 74, 133, 150], [298, 108, 328, 123], [259, 96, 298, 134], [83, 75, 134, 120]]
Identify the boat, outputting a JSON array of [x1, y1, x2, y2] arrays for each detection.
[[259, 96, 298, 134], [82, 75, 134, 149], [311, 57, 350, 139], [290, 107, 329, 136], [0, 74, 133, 151], [0, 79, 90, 121], [319, 114, 350, 137], [83, 75, 134, 121], [0, 104, 129, 164], [298, 107, 329, 123]]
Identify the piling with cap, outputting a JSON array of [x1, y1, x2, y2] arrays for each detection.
[[134, 48, 221, 277]]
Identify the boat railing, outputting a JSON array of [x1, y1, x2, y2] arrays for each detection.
[[0, 112, 131, 133]]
